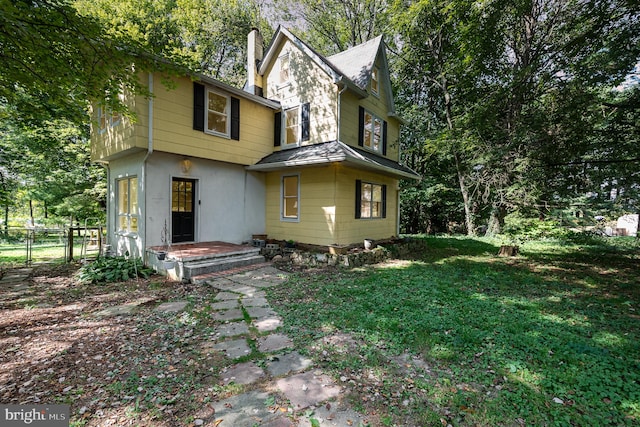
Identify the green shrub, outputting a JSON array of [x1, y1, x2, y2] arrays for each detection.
[[76, 256, 154, 284]]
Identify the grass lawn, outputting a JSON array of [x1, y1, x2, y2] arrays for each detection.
[[267, 236, 640, 426]]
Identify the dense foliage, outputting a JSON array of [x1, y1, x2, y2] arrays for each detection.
[[76, 256, 154, 283], [1, 0, 638, 235]]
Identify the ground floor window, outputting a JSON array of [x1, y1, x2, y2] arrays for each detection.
[[117, 176, 138, 232], [282, 174, 299, 220], [356, 180, 386, 219]]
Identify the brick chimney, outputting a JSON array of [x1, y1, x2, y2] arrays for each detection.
[[246, 28, 264, 96]]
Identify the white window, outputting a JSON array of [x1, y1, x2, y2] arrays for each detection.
[[360, 182, 384, 219], [282, 175, 299, 221], [279, 54, 290, 85], [371, 66, 379, 95], [117, 177, 138, 232], [206, 89, 230, 136], [285, 107, 300, 146], [363, 111, 383, 152], [97, 107, 121, 133]]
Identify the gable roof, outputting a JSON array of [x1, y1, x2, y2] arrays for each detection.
[[260, 26, 392, 101], [326, 35, 383, 91], [246, 140, 420, 180]]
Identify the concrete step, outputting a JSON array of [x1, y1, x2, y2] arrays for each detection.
[[185, 254, 266, 282]]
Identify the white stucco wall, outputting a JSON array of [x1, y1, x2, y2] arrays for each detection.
[[105, 151, 266, 256], [144, 152, 266, 247]]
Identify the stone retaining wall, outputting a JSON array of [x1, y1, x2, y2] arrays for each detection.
[[263, 238, 430, 269]]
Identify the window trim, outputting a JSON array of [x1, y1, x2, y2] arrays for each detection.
[[279, 53, 290, 86], [284, 106, 300, 147], [116, 176, 139, 234], [358, 106, 387, 155], [281, 174, 300, 222], [97, 106, 121, 133], [362, 110, 383, 152], [371, 66, 379, 96], [204, 88, 230, 137], [356, 180, 387, 220]]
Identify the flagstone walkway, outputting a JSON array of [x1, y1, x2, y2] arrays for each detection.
[[198, 266, 368, 427], [0, 264, 368, 426]]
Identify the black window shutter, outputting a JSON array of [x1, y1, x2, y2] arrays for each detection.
[[382, 120, 388, 155], [274, 112, 282, 146], [230, 97, 240, 140], [382, 184, 387, 218], [355, 179, 362, 219], [358, 106, 365, 147], [301, 102, 310, 141], [193, 83, 205, 131]]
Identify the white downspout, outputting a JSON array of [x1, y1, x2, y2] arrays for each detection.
[[142, 72, 154, 259]]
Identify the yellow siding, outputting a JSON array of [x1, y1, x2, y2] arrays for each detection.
[[92, 72, 275, 165], [264, 164, 398, 246], [334, 167, 398, 244], [339, 91, 401, 162], [90, 89, 147, 161], [263, 40, 338, 147], [153, 74, 275, 165]]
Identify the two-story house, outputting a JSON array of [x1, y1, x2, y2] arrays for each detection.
[[91, 26, 419, 280]]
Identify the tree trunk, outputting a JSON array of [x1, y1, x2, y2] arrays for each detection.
[[485, 204, 507, 236], [454, 152, 476, 235]]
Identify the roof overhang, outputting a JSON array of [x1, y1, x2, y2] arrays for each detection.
[[192, 73, 281, 110], [247, 141, 421, 181]]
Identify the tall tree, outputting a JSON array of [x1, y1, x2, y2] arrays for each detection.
[[390, 0, 640, 235], [274, 0, 389, 53]]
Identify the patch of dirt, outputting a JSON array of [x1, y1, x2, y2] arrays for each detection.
[[0, 263, 228, 426]]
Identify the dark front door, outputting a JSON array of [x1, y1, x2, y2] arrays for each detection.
[[172, 178, 196, 243]]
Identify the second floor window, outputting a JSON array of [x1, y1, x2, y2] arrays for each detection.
[[206, 90, 229, 136], [98, 107, 121, 133], [363, 111, 383, 152], [285, 107, 299, 145], [358, 106, 387, 155]]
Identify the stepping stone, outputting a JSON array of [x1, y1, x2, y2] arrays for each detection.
[[245, 306, 278, 319], [211, 299, 239, 310], [221, 361, 265, 385], [276, 371, 341, 410], [207, 278, 237, 290], [215, 322, 250, 338], [266, 352, 313, 377], [254, 315, 283, 333], [210, 338, 252, 359], [215, 291, 240, 301], [298, 400, 367, 427], [155, 301, 188, 313], [241, 296, 269, 307], [212, 308, 244, 321], [95, 297, 157, 317], [212, 390, 290, 427], [258, 333, 293, 353], [96, 304, 137, 317]]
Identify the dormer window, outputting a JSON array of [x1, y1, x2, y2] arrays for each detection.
[[279, 54, 290, 85], [371, 66, 379, 96]]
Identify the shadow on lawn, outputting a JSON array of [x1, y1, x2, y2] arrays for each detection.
[[270, 238, 640, 425]]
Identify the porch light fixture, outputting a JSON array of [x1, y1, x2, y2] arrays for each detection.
[[180, 158, 192, 173]]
